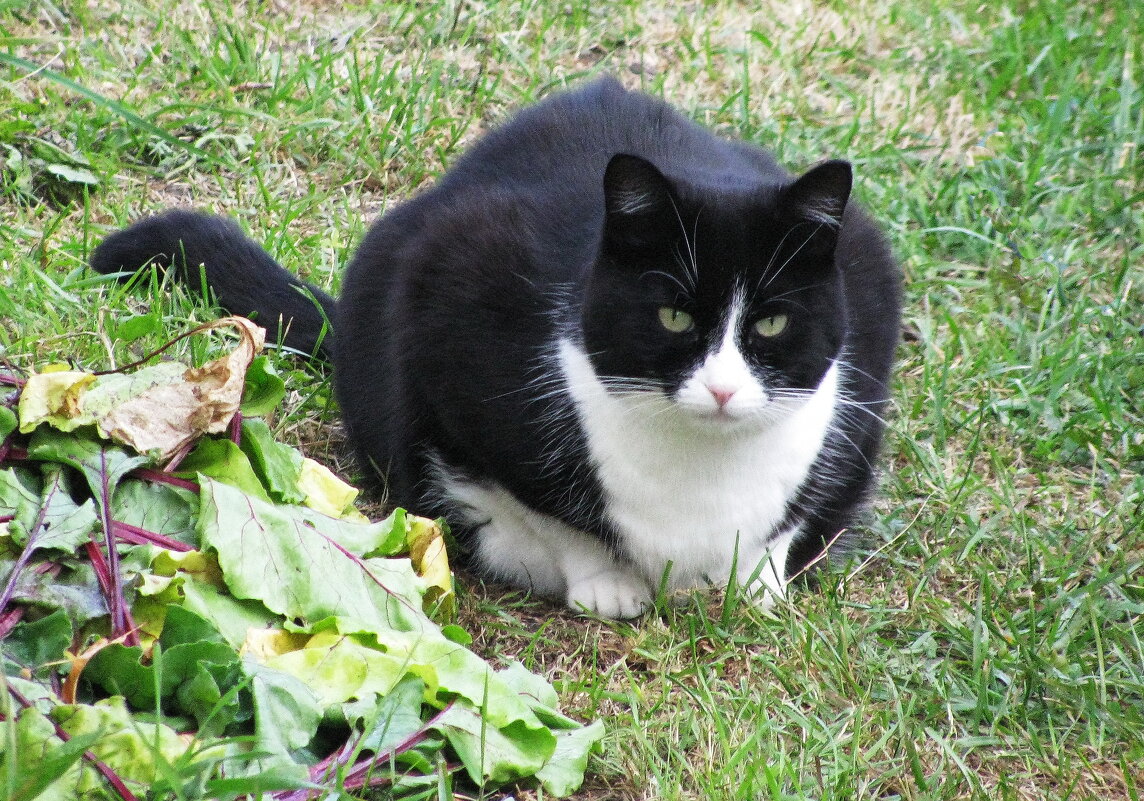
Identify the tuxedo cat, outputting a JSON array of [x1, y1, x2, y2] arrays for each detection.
[[92, 77, 901, 618]]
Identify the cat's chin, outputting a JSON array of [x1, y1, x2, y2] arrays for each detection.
[[673, 402, 788, 431]]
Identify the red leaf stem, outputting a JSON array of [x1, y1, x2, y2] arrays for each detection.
[[278, 702, 457, 801], [110, 520, 194, 552], [0, 605, 25, 638], [84, 541, 140, 647], [0, 478, 63, 614], [6, 685, 141, 801], [228, 410, 243, 445], [130, 468, 200, 493], [0, 371, 25, 387], [2, 445, 28, 461], [97, 451, 134, 644], [0, 564, 60, 638], [160, 438, 196, 473]]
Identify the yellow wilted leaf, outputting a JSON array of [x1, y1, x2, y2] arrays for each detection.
[[406, 515, 454, 618], [17, 370, 97, 433], [150, 549, 226, 587], [17, 317, 265, 461], [240, 628, 311, 662], [298, 457, 363, 520]]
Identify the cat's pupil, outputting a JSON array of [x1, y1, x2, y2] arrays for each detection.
[[754, 314, 789, 338], [658, 306, 694, 333]]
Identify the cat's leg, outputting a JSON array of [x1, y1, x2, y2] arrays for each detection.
[[735, 528, 796, 610], [444, 476, 653, 618]]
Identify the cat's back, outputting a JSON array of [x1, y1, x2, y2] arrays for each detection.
[[441, 77, 785, 198]]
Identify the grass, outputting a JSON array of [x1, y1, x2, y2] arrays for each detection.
[[2, 0, 1142, 798]]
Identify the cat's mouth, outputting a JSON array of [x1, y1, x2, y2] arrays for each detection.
[[672, 397, 779, 428]]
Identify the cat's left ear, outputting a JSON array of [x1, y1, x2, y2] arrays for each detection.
[[603, 154, 679, 255], [780, 159, 852, 254]]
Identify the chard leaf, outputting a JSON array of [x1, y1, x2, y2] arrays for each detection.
[[27, 466, 98, 553], [260, 630, 409, 706], [178, 438, 270, 501], [433, 702, 553, 787], [197, 478, 424, 634], [239, 355, 286, 417], [239, 418, 304, 504], [111, 479, 198, 545], [535, 719, 607, 797], [26, 428, 149, 503], [0, 705, 99, 801], [348, 675, 427, 756], [84, 636, 239, 713], [0, 405, 17, 440], [3, 608, 73, 677], [52, 698, 196, 787], [244, 658, 322, 764]]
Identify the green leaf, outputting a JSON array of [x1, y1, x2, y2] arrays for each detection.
[[202, 770, 322, 799], [238, 418, 304, 504], [262, 630, 409, 707], [52, 698, 197, 786], [245, 658, 322, 758], [197, 478, 423, 634], [159, 604, 226, 648], [178, 438, 270, 501], [433, 702, 553, 787], [0, 559, 107, 627], [348, 675, 427, 756], [176, 573, 277, 650], [0, 405, 16, 440], [84, 637, 239, 713], [27, 465, 98, 553], [535, 720, 606, 797], [0, 467, 42, 537], [27, 428, 149, 505], [3, 608, 73, 677], [0, 706, 101, 801], [111, 479, 198, 545], [240, 356, 286, 417]]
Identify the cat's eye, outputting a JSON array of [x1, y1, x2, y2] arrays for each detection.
[[754, 314, 789, 338], [658, 307, 694, 333]]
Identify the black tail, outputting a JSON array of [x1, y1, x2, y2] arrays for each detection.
[[91, 210, 336, 358]]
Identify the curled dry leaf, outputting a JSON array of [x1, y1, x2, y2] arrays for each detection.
[[18, 317, 265, 461]]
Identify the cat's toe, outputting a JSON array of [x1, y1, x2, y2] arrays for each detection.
[[567, 571, 652, 619]]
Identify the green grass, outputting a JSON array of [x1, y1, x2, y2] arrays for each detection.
[[2, 0, 1142, 798]]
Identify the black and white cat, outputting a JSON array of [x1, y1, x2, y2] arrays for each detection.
[[93, 77, 901, 619]]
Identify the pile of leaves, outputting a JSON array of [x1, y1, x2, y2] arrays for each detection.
[[0, 318, 602, 800]]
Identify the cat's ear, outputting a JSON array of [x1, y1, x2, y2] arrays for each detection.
[[780, 159, 852, 255], [603, 154, 678, 254]]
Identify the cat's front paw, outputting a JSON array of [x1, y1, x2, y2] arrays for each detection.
[[567, 570, 653, 619]]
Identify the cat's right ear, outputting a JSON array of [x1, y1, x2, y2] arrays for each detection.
[[778, 160, 852, 257], [603, 154, 678, 255]]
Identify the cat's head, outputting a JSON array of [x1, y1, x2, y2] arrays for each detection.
[[580, 153, 851, 427]]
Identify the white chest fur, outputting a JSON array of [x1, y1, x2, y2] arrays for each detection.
[[557, 337, 840, 591]]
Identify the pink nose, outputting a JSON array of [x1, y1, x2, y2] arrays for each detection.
[[708, 386, 736, 408]]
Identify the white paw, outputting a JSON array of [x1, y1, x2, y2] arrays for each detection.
[[567, 570, 653, 619], [741, 569, 787, 614]]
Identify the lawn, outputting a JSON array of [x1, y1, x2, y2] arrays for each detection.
[[1, 0, 1141, 799]]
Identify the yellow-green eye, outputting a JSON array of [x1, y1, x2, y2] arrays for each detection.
[[754, 314, 789, 338], [658, 307, 694, 333]]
